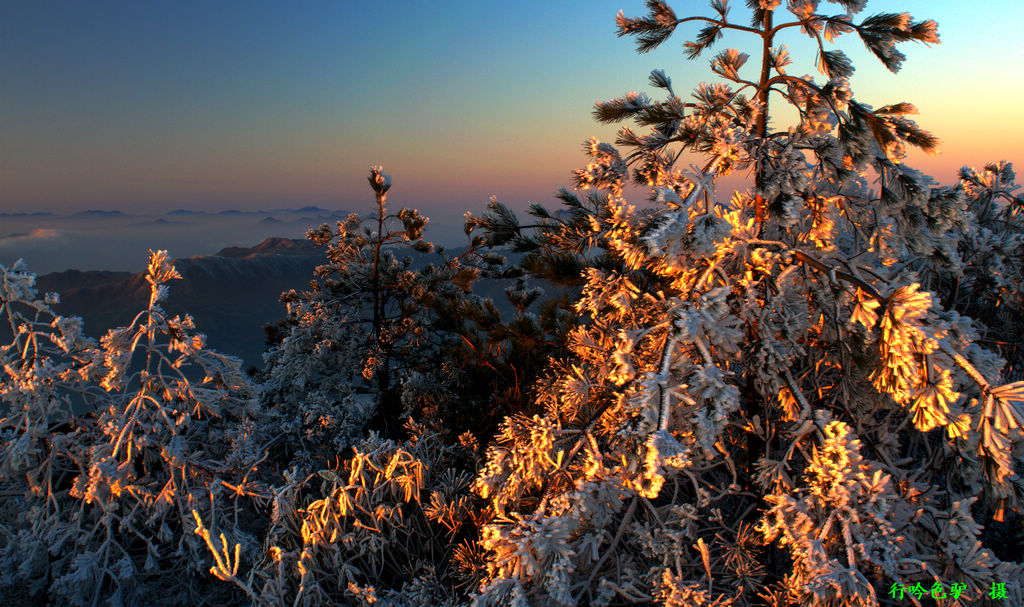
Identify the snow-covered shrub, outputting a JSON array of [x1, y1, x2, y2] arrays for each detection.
[[217, 421, 479, 606], [0, 251, 266, 605]]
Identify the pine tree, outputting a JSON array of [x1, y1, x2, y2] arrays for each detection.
[[469, 1, 1023, 605], [229, 170, 575, 605], [259, 166, 560, 468]]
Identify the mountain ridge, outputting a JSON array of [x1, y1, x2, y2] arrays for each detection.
[[33, 236, 533, 370], [36, 237, 328, 369]]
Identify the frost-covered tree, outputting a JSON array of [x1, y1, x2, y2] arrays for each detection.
[[935, 162, 1024, 380], [235, 169, 571, 605], [259, 166, 560, 469], [260, 166, 473, 453], [467, 1, 1024, 605]]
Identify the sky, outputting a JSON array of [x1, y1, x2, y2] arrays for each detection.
[[3, 0, 1024, 220]]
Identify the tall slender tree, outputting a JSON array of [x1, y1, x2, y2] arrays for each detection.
[[260, 166, 480, 449]]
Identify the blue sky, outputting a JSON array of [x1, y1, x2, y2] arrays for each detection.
[[2, 0, 1022, 216]]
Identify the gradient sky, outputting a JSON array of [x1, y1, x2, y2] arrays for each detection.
[[3, 0, 1023, 216]]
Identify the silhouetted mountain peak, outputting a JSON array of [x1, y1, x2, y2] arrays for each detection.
[[215, 237, 322, 259], [73, 209, 127, 217], [132, 217, 188, 227]]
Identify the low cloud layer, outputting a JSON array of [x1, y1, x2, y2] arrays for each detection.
[[0, 228, 60, 243], [0, 207, 470, 274]]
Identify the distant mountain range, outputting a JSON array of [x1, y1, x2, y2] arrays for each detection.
[[36, 237, 328, 370], [271, 206, 332, 214], [32, 236, 549, 371], [4, 207, 349, 219], [131, 217, 191, 226], [72, 209, 127, 217]]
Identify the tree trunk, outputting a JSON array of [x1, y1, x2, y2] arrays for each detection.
[[754, 10, 773, 232]]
